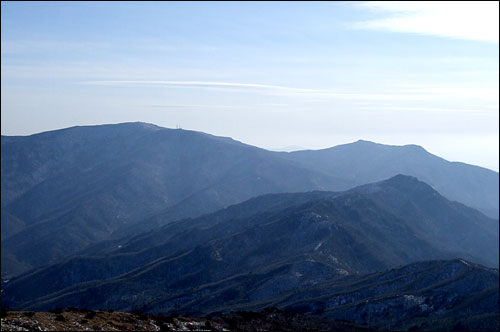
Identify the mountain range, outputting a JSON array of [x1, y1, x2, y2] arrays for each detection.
[[2, 259, 498, 331], [1, 122, 498, 279], [2, 175, 498, 327]]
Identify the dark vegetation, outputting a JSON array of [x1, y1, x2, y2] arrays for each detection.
[[84, 310, 96, 319], [54, 314, 65, 322], [48, 307, 63, 314], [23, 311, 35, 318], [0, 307, 8, 319]]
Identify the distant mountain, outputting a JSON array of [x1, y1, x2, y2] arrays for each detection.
[[3, 175, 497, 318], [1, 123, 348, 277], [268, 145, 305, 152], [283, 139, 499, 219], [2, 123, 498, 278]]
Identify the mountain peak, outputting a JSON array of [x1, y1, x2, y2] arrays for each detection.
[[350, 139, 380, 147], [130, 121, 163, 130], [349, 174, 432, 198], [385, 174, 421, 184], [402, 143, 427, 153], [352, 140, 427, 152], [379, 174, 434, 193]]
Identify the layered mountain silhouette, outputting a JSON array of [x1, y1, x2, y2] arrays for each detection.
[[282, 139, 499, 218], [1, 123, 347, 277], [1, 122, 498, 278], [2, 175, 498, 322]]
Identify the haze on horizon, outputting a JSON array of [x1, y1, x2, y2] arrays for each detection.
[[1, 1, 498, 171]]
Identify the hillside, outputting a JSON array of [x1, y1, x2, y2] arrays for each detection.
[[1, 259, 497, 331], [2, 176, 497, 316], [1, 123, 346, 277], [2, 122, 498, 279]]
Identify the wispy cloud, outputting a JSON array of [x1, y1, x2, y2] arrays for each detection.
[[401, 87, 499, 104], [1, 39, 218, 55], [147, 103, 290, 109], [144, 103, 293, 112], [147, 104, 237, 109], [81, 80, 499, 105], [356, 105, 497, 114], [1, 40, 111, 54], [80, 80, 435, 102], [81, 80, 319, 93], [352, 1, 499, 43]]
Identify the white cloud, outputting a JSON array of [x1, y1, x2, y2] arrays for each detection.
[[0, 39, 217, 55], [146, 104, 237, 109], [81, 80, 437, 102], [0, 40, 111, 54], [81, 80, 498, 105], [81, 80, 320, 93], [353, 1, 499, 43], [146, 103, 290, 109], [356, 105, 496, 114], [403, 87, 499, 102]]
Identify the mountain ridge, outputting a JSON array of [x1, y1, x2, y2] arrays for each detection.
[[2, 175, 497, 315], [2, 122, 498, 278]]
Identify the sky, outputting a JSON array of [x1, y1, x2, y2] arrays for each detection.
[[1, 1, 499, 171]]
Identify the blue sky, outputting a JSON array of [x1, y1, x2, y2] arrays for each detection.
[[1, 1, 498, 170]]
